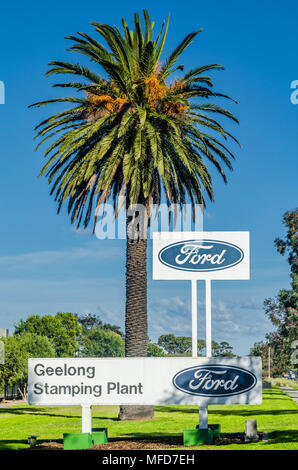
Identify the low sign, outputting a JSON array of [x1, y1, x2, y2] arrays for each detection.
[[153, 231, 250, 280], [28, 357, 262, 406]]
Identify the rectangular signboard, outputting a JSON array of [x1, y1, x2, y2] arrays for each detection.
[[28, 357, 261, 406], [153, 231, 250, 280]]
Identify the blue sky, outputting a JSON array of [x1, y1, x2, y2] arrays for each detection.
[[0, 0, 297, 355]]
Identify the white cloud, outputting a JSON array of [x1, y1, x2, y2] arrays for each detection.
[[148, 294, 272, 354], [0, 245, 122, 268], [239, 298, 261, 310]]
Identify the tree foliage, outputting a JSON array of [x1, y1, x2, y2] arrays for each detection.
[[157, 334, 234, 356], [14, 312, 82, 357], [212, 340, 235, 357], [79, 327, 125, 357], [251, 209, 298, 376], [78, 313, 123, 336], [78, 313, 125, 357], [30, 9, 239, 230], [0, 333, 55, 398], [147, 342, 165, 356]]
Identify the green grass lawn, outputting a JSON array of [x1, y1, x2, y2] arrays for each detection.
[[0, 387, 297, 450]]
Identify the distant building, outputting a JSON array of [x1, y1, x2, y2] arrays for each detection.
[[0, 329, 9, 338]]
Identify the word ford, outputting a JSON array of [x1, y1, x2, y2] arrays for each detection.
[[189, 369, 239, 392], [173, 365, 257, 397], [158, 240, 244, 272], [175, 244, 225, 265]]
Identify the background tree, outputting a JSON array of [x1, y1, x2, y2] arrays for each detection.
[[157, 334, 234, 356], [0, 333, 55, 399], [78, 313, 123, 337], [158, 334, 187, 354], [15, 312, 81, 357], [30, 10, 239, 419], [157, 334, 195, 355], [77, 313, 125, 356], [79, 328, 124, 357], [250, 340, 278, 377], [147, 342, 165, 356], [212, 340, 235, 357], [251, 209, 298, 376]]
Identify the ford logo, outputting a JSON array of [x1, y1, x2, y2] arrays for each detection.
[[158, 239, 244, 272], [173, 365, 257, 397]]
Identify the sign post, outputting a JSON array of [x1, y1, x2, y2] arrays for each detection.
[[199, 279, 213, 428], [153, 231, 250, 429], [81, 404, 92, 433], [191, 279, 198, 357], [205, 279, 212, 358]]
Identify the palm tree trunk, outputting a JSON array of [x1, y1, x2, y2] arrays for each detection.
[[118, 211, 154, 420]]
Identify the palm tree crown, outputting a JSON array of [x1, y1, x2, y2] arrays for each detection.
[[30, 10, 239, 229]]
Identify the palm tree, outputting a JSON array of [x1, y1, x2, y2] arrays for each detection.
[[30, 10, 239, 420]]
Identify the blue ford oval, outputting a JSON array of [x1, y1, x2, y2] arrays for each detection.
[[173, 365, 257, 397], [158, 239, 244, 272]]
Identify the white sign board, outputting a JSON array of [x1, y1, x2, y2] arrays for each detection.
[[153, 232, 250, 280], [28, 357, 262, 406]]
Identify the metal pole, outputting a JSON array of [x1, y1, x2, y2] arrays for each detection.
[[191, 280, 206, 428], [191, 280, 198, 357], [268, 347, 271, 380], [205, 280, 212, 357], [199, 405, 208, 429], [82, 405, 92, 433], [199, 280, 212, 430]]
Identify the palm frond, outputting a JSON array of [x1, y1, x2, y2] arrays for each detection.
[[30, 10, 239, 227]]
